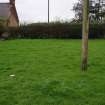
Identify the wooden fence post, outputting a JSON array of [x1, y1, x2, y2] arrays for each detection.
[[81, 0, 89, 70]]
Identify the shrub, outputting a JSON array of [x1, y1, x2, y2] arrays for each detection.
[[0, 21, 4, 37], [1, 22, 105, 39]]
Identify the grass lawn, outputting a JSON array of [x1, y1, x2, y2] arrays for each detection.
[[0, 39, 105, 105]]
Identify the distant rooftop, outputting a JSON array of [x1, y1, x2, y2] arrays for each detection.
[[0, 3, 10, 18]]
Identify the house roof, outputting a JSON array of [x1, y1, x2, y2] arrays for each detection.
[[0, 3, 10, 19], [0, 2, 19, 23], [11, 4, 19, 23]]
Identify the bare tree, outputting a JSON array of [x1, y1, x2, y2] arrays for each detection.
[[73, 0, 105, 23]]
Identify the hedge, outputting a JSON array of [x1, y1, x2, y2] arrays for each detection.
[[0, 22, 105, 39]]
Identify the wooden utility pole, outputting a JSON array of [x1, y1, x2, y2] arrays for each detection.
[[48, 0, 50, 23], [81, 0, 89, 70]]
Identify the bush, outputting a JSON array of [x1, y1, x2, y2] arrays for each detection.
[[0, 22, 10, 39], [7, 23, 83, 39], [0, 22, 4, 38], [1, 22, 105, 39]]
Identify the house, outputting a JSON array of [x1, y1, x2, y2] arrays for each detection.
[[0, 0, 19, 27]]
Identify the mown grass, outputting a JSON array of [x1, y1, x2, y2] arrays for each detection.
[[0, 39, 105, 105]]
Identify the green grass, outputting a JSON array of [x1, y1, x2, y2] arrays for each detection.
[[0, 39, 105, 105]]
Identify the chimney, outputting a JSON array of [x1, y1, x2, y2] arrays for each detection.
[[10, 0, 15, 5]]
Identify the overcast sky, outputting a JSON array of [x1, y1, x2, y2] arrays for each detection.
[[0, 0, 77, 23]]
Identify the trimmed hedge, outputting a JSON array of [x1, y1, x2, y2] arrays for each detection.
[[0, 22, 105, 39], [0, 26, 4, 38]]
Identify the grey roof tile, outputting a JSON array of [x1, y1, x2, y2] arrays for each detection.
[[0, 3, 10, 18]]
